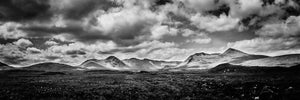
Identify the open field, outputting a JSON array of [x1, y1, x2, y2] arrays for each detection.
[[0, 70, 300, 100]]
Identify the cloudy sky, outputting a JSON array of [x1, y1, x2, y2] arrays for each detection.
[[1, 0, 300, 66]]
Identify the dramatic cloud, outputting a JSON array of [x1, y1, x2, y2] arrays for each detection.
[[49, 0, 117, 20], [256, 16, 300, 37], [0, 0, 51, 21], [190, 14, 240, 32], [228, 37, 300, 55], [230, 0, 264, 18]]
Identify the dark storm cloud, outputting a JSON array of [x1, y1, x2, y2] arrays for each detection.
[[262, 0, 275, 6], [281, 6, 300, 20], [53, 0, 118, 20], [19, 25, 112, 42], [98, 47, 141, 54], [45, 56, 60, 60], [155, 0, 173, 5], [65, 50, 86, 55], [206, 4, 230, 16], [19, 24, 147, 46], [0, 38, 17, 44], [0, 0, 52, 22], [0, 0, 119, 22]]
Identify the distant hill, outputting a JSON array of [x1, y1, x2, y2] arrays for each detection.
[[23, 62, 79, 71], [241, 54, 300, 67], [0, 62, 13, 70], [172, 48, 269, 70], [80, 56, 130, 70], [209, 63, 288, 74]]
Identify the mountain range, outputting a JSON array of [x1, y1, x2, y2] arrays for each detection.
[[169, 48, 270, 71], [80, 56, 180, 71], [1, 48, 300, 71]]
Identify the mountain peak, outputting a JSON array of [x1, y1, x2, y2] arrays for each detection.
[[105, 56, 128, 68], [222, 48, 248, 56], [223, 48, 245, 54], [106, 56, 119, 60]]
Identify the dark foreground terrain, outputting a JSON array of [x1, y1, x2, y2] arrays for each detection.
[[0, 69, 300, 100]]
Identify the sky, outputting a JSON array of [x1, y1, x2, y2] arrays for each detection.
[[1, 0, 300, 66]]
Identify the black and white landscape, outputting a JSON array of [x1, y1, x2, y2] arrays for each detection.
[[1, 0, 300, 100]]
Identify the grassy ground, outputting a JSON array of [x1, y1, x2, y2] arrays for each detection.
[[0, 70, 300, 100]]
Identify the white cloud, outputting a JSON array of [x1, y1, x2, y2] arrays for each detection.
[[181, 29, 207, 37], [228, 37, 300, 55], [227, 0, 263, 18], [0, 22, 27, 39], [146, 47, 194, 61], [51, 34, 75, 42], [45, 40, 59, 46], [150, 24, 178, 39], [13, 38, 33, 48], [89, 6, 167, 40], [190, 14, 240, 32], [27, 47, 42, 54], [256, 16, 300, 37], [275, 0, 286, 4], [187, 38, 212, 44], [48, 41, 117, 54]]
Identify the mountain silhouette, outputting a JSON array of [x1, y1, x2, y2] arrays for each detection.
[[0, 62, 13, 70]]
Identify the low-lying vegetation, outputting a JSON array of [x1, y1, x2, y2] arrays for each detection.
[[0, 69, 300, 100]]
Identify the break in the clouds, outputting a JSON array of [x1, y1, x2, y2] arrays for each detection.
[[1, 0, 300, 66]]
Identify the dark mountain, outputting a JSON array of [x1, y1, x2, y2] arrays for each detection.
[[0, 62, 13, 70], [105, 56, 129, 68], [23, 62, 78, 71], [80, 56, 130, 70], [209, 63, 286, 73]]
